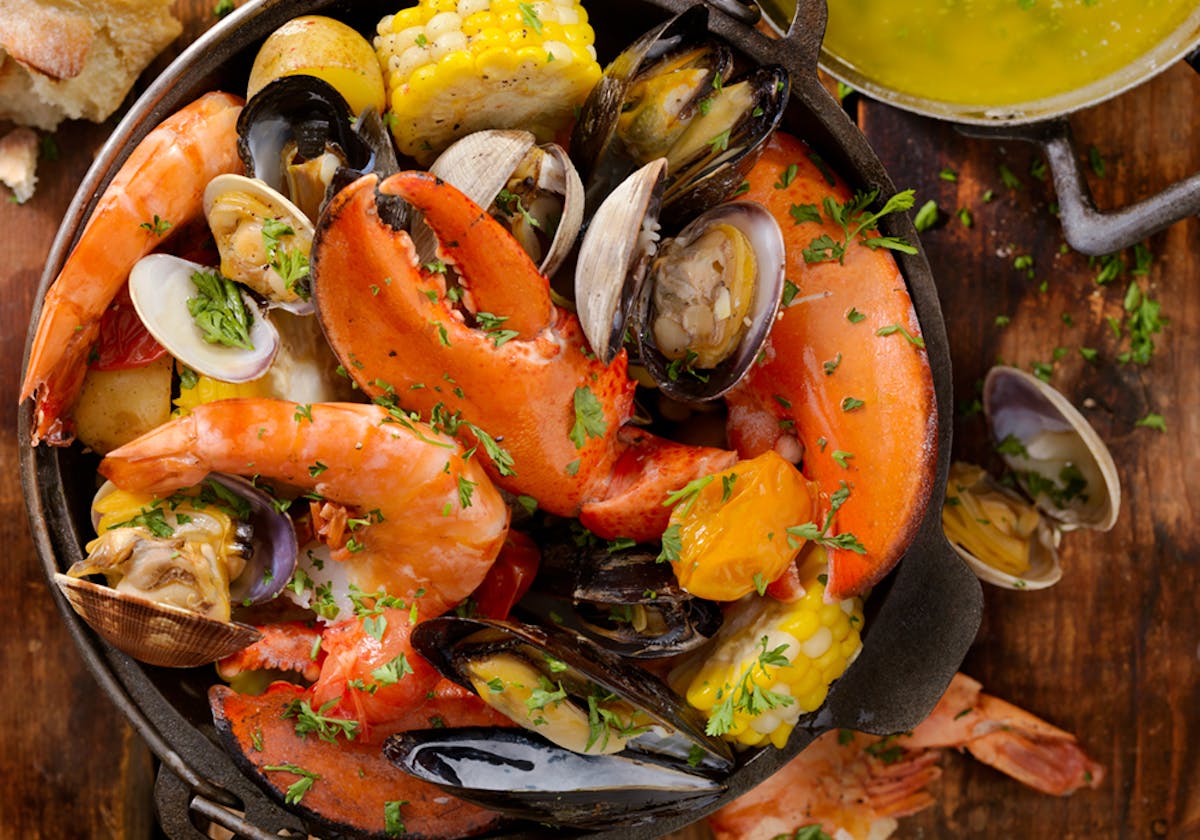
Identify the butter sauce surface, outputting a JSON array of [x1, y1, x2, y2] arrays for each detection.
[[820, 0, 1200, 107]]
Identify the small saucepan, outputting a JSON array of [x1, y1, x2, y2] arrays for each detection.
[[751, 0, 1200, 256]]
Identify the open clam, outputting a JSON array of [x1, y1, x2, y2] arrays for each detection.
[[571, 6, 788, 226], [945, 366, 1121, 590], [204, 174, 315, 313], [56, 474, 297, 667], [128, 253, 280, 383], [575, 160, 785, 402], [428, 130, 585, 278]]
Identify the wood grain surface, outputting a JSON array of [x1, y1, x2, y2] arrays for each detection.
[[0, 2, 1196, 839]]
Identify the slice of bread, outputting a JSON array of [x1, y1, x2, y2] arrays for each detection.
[[0, 126, 38, 202], [0, 0, 181, 130]]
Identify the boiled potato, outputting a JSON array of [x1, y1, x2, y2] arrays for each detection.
[[74, 356, 173, 455], [247, 16, 386, 116]]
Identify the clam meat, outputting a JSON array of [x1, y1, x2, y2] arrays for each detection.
[[576, 161, 785, 402], [56, 474, 297, 667], [204, 174, 315, 312]]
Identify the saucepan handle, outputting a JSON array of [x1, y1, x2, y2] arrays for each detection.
[[703, 0, 826, 73], [959, 108, 1200, 257]]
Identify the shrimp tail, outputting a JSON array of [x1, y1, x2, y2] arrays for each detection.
[[962, 694, 1105, 796]]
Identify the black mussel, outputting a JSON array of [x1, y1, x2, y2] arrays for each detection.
[[412, 616, 733, 773], [570, 6, 789, 226], [519, 541, 722, 659], [382, 727, 724, 829], [237, 75, 377, 221]]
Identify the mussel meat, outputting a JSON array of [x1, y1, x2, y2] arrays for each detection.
[[57, 474, 298, 667], [412, 616, 733, 772], [428, 130, 584, 278], [571, 6, 788, 225]]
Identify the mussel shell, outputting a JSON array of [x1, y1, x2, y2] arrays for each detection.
[[128, 253, 280, 383], [237, 75, 375, 209], [637, 200, 786, 402], [571, 6, 712, 212], [54, 573, 262, 668], [983, 366, 1121, 531], [411, 616, 733, 773], [520, 542, 722, 658], [429, 130, 584, 278], [382, 727, 724, 829]]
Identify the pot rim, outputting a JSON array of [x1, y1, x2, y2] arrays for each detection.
[[767, 1, 1200, 126]]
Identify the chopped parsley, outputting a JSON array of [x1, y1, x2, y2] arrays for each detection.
[[705, 636, 794, 736], [139, 215, 172, 236], [786, 481, 866, 554], [284, 698, 359, 743], [263, 764, 320, 805], [188, 269, 254, 350], [801, 189, 917, 264], [569, 386, 607, 449]]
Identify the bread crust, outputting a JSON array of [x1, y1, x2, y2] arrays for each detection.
[[0, 0, 182, 130]]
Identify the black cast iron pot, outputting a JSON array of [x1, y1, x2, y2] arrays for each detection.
[[19, 0, 983, 837]]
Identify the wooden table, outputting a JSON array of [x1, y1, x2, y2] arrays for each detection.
[[1, 3, 1197, 838]]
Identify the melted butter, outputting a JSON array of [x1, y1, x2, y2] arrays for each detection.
[[819, 0, 1200, 107]]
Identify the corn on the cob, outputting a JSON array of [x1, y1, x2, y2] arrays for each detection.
[[375, 0, 601, 162], [173, 370, 270, 416], [675, 549, 865, 749]]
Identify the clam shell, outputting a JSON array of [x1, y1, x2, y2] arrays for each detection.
[[54, 573, 261, 668], [203, 173, 316, 314], [128, 253, 279, 383], [983, 366, 1121, 531], [637, 200, 786, 402], [575, 158, 667, 364], [428, 130, 584, 278], [944, 467, 1063, 591]]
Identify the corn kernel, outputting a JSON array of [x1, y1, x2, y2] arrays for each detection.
[[797, 683, 829, 712]]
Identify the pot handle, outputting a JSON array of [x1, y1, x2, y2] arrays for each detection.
[[959, 114, 1200, 257]]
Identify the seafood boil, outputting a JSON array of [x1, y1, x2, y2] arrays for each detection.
[[16, 1, 972, 836]]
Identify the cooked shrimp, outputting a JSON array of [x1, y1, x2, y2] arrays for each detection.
[[708, 672, 1103, 840], [21, 91, 244, 444], [99, 398, 511, 617]]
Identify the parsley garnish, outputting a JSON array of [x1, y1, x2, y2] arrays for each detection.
[[775, 164, 799, 190], [140, 215, 172, 236], [1135, 412, 1166, 432], [913, 199, 938, 232], [384, 800, 409, 837], [284, 698, 359, 743], [657, 523, 682, 563], [262, 217, 310, 298], [705, 636, 795, 736], [107, 507, 173, 538], [801, 189, 917, 264], [263, 764, 320, 805], [786, 481, 865, 553], [663, 475, 715, 516], [518, 2, 543, 33], [569, 386, 607, 449], [188, 269, 254, 350], [875, 323, 925, 348], [213, 0, 235, 17]]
